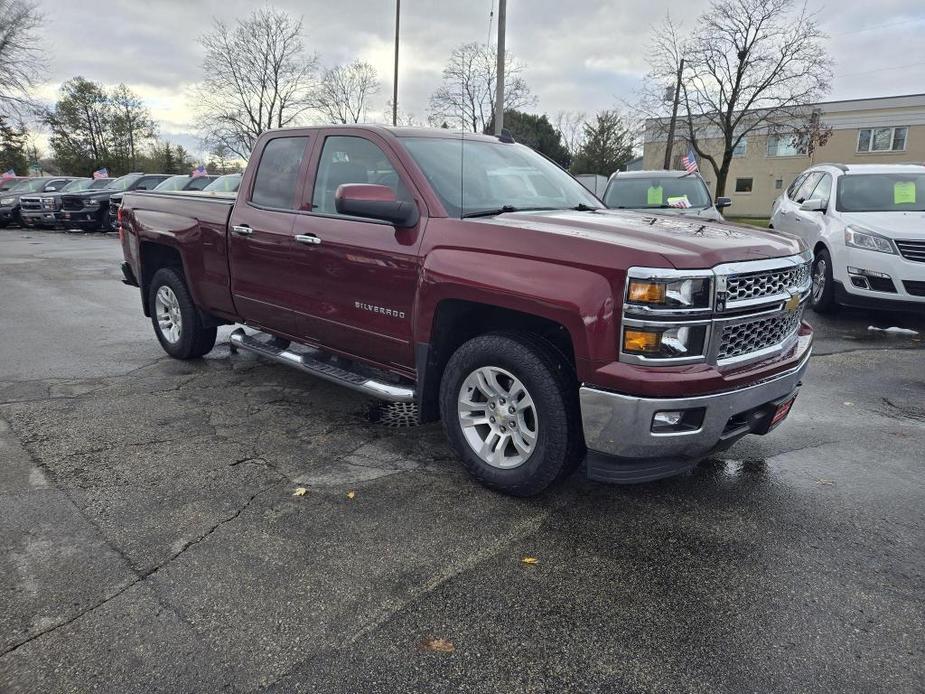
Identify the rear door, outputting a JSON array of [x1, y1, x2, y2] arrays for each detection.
[[228, 134, 315, 337], [289, 131, 425, 370]]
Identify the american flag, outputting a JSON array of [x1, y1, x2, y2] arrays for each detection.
[[191, 164, 208, 178], [1, 169, 15, 180], [668, 197, 692, 209], [681, 148, 698, 173], [93, 168, 109, 179]]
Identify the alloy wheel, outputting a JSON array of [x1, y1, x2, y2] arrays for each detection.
[[155, 286, 182, 343]]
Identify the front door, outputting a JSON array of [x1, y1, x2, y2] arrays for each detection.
[[289, 132, 425, 371], [228, 134, 314, 338]]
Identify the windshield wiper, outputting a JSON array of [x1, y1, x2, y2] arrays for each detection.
[[570, 203, 600, 212], [461, 205, 520, 218]]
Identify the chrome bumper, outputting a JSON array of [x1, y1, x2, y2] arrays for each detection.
[[580, 339, 812, 467]]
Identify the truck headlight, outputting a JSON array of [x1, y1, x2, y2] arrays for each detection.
[[626, 277, 711, 309], [0, 197, 15, 206], [622, 324, 707, 359], [844, 225, 896, 254]]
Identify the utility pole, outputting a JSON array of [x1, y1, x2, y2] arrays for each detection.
[[392, 0, 400, 126], [493, 0, 507, 135], [662, 57, 684, 170]]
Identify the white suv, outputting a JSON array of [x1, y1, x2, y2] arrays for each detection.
[[770, 163, 925, 313]]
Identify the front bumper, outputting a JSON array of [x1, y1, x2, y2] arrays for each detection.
[[20, 210, 60, 226], [832, 245, 925, 307], [580, 337, 812, 483], [60, 209, 102, 227]]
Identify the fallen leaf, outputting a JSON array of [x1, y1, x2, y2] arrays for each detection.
[[420, 637, 454, 653], [816, 479, 835, 486], [521, 556, 539, 565], [346, 490, 356, 500], [292, 487, 307, 496]]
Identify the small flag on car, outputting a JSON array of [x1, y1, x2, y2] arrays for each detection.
[[93, 167, 109, 179], [681, 149, 698, 173], [1, 169, 15, 180], [191, 164, 208, 178]]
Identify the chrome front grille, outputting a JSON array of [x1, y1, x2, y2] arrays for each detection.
[[19, 196, 42, 211], [896, 239, 925, 263], [718, 306, 804, 361], [726, 263, 810, 303]]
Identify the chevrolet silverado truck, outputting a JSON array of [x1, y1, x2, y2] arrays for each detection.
[[119, 126, 813, 496], [61, 173, 170, 232]]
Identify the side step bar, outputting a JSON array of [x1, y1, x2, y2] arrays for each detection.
[[229, 328, 415, 403]]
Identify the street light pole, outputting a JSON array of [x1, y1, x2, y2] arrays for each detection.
[[392, 0, 400, 126], [663, 57, 684, 170], [493, 0, 507, 135]]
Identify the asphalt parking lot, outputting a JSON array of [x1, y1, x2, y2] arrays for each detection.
[[1, 229, 923, 693]]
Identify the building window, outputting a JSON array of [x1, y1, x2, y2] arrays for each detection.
[[732, 139, 747, 158], [775, 178, 783, 189], [735, 178, 753, 193], [766, 134, 807, 157], [857, 127, 907, 153]]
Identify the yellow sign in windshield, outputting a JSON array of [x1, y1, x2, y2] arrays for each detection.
[[894, 181, 916, 205], [647, 185, 663, 205]]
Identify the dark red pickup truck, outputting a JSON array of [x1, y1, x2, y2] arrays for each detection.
[[119, 125, 812, 496]]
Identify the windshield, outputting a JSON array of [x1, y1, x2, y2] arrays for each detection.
[[61, 178, 93, 193], [401, 137, 601, 218], [89, 178, 115, 190], [836, 173, 925, 212], [155, 175, 188, 191], [1, 179, 28, 192], [603, 175, 712, 209], [105, 174, 140, 192], [203, 174, 241, 192], [19, 178, 52, 193]]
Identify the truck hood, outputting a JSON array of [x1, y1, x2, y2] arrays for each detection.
[[839, 211, 925, 240], [482, 209, 804, 269]]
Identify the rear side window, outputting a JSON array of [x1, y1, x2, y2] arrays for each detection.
[[136, 176, 168, 190], [251, 137, 309, 209]]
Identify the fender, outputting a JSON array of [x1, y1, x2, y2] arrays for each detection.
[[415, 248, 620, 373]]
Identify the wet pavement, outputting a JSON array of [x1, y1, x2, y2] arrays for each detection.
[[1, 229, 923, 693]]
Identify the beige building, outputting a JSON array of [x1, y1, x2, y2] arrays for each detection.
[[642, 93, 925, 217]]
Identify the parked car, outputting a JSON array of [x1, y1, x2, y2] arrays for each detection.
[[120, 125, 812, 496], [1, 176, 76, 228], [603, 170, 731, 221], [770, 163, 925, 313], [19, 177, 97, 228], [0, 176, 31, 193], [61, 173, 170, 232], [109, 175, 218, 222], [201, 173, 241, 193]]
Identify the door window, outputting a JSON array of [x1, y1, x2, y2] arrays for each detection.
[[251, 137, 310, 210], [786, 173, 807, 199], [793, 172, 822, 203], [808, 174, 832, 204], [312, 136, 410, 215]]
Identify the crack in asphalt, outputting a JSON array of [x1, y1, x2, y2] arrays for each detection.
[[0, 480, 281, 660]]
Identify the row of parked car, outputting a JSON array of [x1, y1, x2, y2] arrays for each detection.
[[0, 172, 242, 232], [600, 163, 925, 313]]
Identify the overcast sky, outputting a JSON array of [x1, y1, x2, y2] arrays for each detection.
[[30, 0, 925, 157]]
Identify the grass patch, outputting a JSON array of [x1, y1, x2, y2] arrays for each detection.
[[727, 216, 772, 228]]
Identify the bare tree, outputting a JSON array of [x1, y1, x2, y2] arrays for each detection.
[[555, 110, 587, 160], [0, 0, 44, 115], [639, 0, 832, 196], [110, 84, 157, 171], [314, 60, 380, 124], [194, 7, 318, 158], [428, 42, 535, 132], [383, 100, 422, 127]]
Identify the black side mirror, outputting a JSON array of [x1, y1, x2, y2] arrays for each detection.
[[335, 184, 419, 228], [715, 197, 732, 209]]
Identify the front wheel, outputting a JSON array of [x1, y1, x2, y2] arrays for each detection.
[[148, 267, 217, 359], [810, 248, 838, 314], [439, 332, 583, 496]]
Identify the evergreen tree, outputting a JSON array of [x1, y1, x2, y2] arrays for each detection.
[[569, 111, 635, 176], [485, 110, 571, 167], [0, 116, 28, 173]]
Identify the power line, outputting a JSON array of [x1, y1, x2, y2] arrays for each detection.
[[835, 60, 925, 79], [828, 16, 925, 37]]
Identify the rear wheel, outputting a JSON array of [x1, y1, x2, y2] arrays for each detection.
[[440, 332, 583, 496], [148, 267, 217, 359], [810, 248, 837, 313]]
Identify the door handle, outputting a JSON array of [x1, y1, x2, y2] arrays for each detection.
[[294, 234, 322, 246], [231, 225, 253, 236]]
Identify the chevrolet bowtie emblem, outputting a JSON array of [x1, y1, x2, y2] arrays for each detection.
[[785, 290, 800, 312]]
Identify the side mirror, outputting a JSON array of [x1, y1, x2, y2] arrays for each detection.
[[715, 196, 732, 209], [335, 183, 418, 228], [800, 198, 826, 213]]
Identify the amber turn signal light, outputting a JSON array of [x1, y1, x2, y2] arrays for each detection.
[[623, 329, 662, 353], [627, 280, 666, 304]]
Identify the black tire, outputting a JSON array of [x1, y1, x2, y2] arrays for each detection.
[[439, 332, 584, 497], [810, 248, 838, 314], [148, 267, 217, 359]]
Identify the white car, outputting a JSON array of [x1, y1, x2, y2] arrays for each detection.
[[770, 163, 925, 313]]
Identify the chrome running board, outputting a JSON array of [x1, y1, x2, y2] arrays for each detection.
[[229, 328, 415, 403]]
